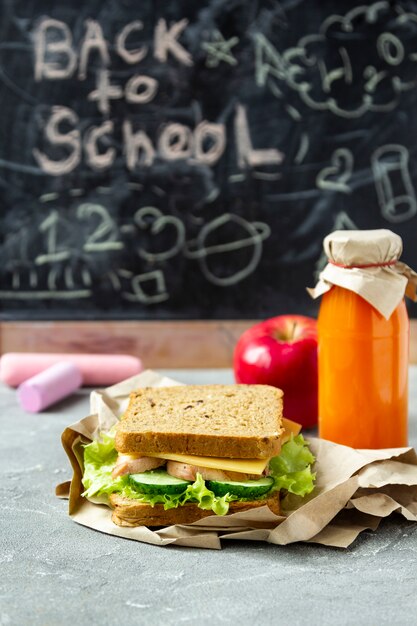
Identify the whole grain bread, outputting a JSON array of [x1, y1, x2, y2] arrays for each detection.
[[109, 492, 280, 527], [114, 384, 283, 459]]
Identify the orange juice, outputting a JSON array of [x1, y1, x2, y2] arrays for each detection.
[[318, 285, 409, 448]]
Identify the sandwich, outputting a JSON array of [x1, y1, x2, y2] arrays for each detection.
[[82, 384, 315, 527]]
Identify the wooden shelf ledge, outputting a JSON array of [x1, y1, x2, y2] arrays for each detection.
[[1, 319, 416, 368]]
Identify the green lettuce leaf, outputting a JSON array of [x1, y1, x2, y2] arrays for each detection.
[[184, 472, 235, 515], [82, 431, 124, 499], [268, 434, 316, 497]]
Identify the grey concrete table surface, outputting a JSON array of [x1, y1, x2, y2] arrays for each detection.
[[1, 368, 417, 626]]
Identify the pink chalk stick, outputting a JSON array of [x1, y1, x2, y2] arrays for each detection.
[[0, 353, 143, 387], [17, 362, 83, 413]]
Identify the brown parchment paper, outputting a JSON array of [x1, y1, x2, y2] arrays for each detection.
[[56, 370, 417, 550]]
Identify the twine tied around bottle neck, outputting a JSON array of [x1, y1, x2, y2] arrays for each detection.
[[327, 259, 398, 270]]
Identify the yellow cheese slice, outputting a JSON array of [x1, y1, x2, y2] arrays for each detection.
[[282, 417, 301, 442], [145, 452, 269, 475]]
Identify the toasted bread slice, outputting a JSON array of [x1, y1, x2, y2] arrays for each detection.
[[114, 384, 283, 459], [110, 492, 280, 527]]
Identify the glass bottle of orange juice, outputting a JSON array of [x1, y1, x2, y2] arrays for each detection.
[[310, 229, 417, 449]]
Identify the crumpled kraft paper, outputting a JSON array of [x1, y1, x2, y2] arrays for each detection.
[[56, 370, 417, 550]]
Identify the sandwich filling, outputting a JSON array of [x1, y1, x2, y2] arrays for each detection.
[[111, 452, 270, 481], [82, 430, 316, 516]]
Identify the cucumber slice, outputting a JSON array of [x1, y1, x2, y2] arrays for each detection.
[[206, 476, 274, 498], [129, 469, 191, 495]]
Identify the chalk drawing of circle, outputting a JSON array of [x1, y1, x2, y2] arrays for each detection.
[[192, 213, 271, 287]]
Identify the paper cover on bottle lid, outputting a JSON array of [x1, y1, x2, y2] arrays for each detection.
[[308, 229, 417, 319]]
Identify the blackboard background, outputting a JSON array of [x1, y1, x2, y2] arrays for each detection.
[[1, 0, 417, 321]]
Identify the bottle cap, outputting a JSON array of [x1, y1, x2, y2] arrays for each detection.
[[309, 229, 417, 319], [324, 229, 402, 267]]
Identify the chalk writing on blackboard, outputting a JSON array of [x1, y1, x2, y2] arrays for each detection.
[[371, 145, 417, 223], [253, 2, 417, 118], [202, 31, 239, 67], [184, 214, 271, 287], [122, 270, 169, 304], [31, 19, 283, 177], [294, 133, 309, 165], [316, 149, 354, 194], [135, 207, 185, 263], [0, 192, 271, 300], [1, 0, 417, 320]]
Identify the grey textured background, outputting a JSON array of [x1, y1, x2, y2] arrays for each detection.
[[1, 368, 417, 626]]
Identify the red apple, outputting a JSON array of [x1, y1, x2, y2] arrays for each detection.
[[233, 315, 318, 428]]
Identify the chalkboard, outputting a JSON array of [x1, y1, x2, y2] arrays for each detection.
[[1, 0, 417, 320]]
